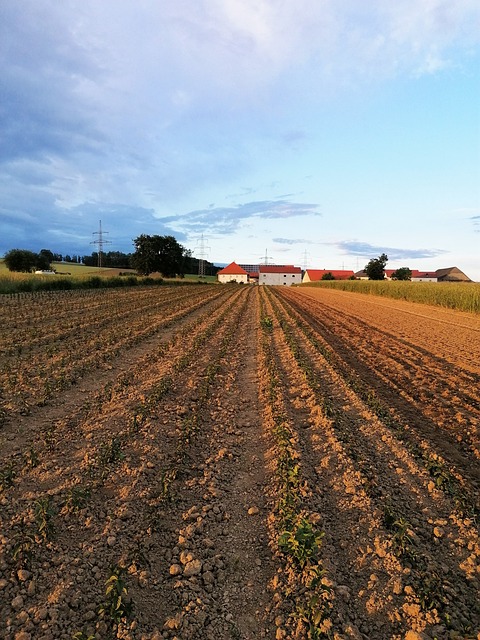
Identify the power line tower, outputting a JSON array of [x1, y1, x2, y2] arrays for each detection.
[[195, 234, 211, 278], [91, 220, 112, 268], [259, 248, 273, 265], [301, 249, 311, 271]]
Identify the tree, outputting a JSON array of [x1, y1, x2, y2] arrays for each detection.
[[4, 249, 39, 272], [321, 272, 335, 280], [365, 253, 388, 280], [37, 249, 54, 270], [131, 235, 189, 277], [391, 267, 412, 281]]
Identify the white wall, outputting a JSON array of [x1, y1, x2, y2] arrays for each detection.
[[259, 273, 302, 286], [218, 273, 248, 283]]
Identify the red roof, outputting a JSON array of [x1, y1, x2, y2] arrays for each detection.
[[411, 270, 437, 278], [259, 265, 301, 274], [217, 261, 248, 275], [305, 269, 354, 281]]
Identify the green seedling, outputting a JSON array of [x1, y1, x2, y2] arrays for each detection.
[[0, 462, 16, 490], [63, 485, 91, 513], [98, 437, 125, 466], [279, 518, 324, 569], [261, 316, 274, 331], [98, 566, 133, 627], [34, 496, 56, 541], [72, 631, 95, 640], [25, 447, 39, 468], [12, 529, 36, 567]]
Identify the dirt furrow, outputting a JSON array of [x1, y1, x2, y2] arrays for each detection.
[[275, 288, 480, 486]]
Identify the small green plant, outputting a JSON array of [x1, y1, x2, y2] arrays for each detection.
[[160, 468, 177, 502], [25, 447, 39, 468], [72, 631, 95, 640], [98, 566, 133, 627], [11, 528, 36, 566], [98, 437, 125, 467], [34, 496, 56, 541], [261, 316, 274, 331], [279, 517, 324, 569], [0, 462, 16, 490], [63, 485, 91, 513], [415, 568, 447, 612]]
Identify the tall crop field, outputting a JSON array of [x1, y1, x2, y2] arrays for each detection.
[[299, 279, 480, 313]]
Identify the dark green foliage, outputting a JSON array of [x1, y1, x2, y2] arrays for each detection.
[[365, 253, 388, 280], [4, 249, 39, 272], [98, 566, 133, 626], [391, 267, 412, 280], [131, 234, 189, 277]]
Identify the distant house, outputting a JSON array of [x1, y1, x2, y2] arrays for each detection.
[[303, 269, 354, 283], [411, 270, 438, 282], [353, 266, 471, 282], [259, 265, 302, 286], [435, 267, 471, 282], [353, 270, 369, 280], [217, 262, 249, 284]]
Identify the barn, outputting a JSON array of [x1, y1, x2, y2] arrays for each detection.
[[303, 269, 354, 283], [217, 262, 249, 284], [259, 265, 302, 286]]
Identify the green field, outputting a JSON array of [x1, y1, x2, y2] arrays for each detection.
[[0, 260, 218, 293], [299, 279, 480, 314]]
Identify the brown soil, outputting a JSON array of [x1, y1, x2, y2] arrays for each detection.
[[0, 285, 479, 640]]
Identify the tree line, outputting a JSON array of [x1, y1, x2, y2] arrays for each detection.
[[2, 236, 220, 277]]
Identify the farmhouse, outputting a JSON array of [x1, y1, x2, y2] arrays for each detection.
[[303, 269, 354, 283], [353, 266, 471, 282], [259, 265, 302, 286], [217, 262, 249, 284], [411, 270, 438, 282], [435, 267, 471, 282]]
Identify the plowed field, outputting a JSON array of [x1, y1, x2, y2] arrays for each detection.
[[0, 284, 479, 640]]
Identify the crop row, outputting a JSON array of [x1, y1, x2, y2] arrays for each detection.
[[265, 286, 479, 638], [0, 285, 228, 421], [0, 286, 253, 639]]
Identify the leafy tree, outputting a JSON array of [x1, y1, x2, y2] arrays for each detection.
[[391, 267, 412, 281], [365, 253, 388, 280], [131, 235, 189, 277], [4, 249, 38, 272], [37, 249, 54, 270], [321, 272, 335, 280]]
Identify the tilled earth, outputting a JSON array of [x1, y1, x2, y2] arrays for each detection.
[[0, 284, 479, 640]]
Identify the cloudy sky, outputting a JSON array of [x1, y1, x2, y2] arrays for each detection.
[[1, 1, 479, 279]]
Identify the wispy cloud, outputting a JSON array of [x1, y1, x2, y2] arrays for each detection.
[[162, 200, 321, 236], [335, 241, 447, 261], [273, 237, 314, 245]]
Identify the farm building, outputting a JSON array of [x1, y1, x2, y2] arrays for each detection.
[[411, 270, 438, 282], [435, 267, 471, 282], [353, 266, 471, 282], [217, 262, 249, 284], [303, 269, 354, 283], [259, 265, 302, 286]]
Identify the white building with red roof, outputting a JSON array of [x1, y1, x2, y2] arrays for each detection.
[[217, 261, 249, 284], [303, 269, 354, 283], [259, 265, 302, 286]]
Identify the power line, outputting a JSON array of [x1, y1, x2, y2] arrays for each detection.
[[301, 249, 311, 271], [195, 234, 211, 278], [259, 248, 274, 265], [91, 220, 112, 267]]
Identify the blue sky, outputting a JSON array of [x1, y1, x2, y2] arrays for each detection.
[[1, 1, 479, 279]]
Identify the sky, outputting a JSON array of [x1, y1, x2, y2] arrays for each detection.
[[1, 1, 479, 279]]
